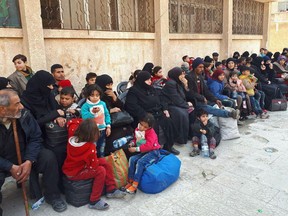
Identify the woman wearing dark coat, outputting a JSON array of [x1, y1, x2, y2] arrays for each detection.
[[251, 57, 280, 110], [21, 70, 66, 193], [161, 67, 190, 145], [95, 74, 133, 155], [125, 71, 179, 155]]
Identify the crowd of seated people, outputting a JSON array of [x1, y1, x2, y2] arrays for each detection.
[[0, 48, 288, 214]]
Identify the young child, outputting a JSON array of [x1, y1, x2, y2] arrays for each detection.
[[190, 109, 217, 159], [239, 66, 269, 119], [8, 54, 34, 95], [55, 79, 73, 103], [125, 113, 161, 194], [59, 86, 80, 119], [151, 66, 167, 89], [79, 72, 97, 101], [81, 84, 111, 157], [62, 119, 126, 210]]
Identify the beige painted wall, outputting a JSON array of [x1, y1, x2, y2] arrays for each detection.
[[232, 39, 262, 56], [44, 39, 154, 92], [0, 39, 23, 77], [269, 22, 288, 53], [167, 39, 221, 68]]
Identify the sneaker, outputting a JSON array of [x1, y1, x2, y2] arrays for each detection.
[[46, 197, 67, 213], [262, 109, 268, 113], [106, 189, 126, 198], [88, 199, 109, 210], [260, 113, 269, 119], [189, 149, 200, 157], [209, 151, 217, 159], [126, 185, 137, 194]]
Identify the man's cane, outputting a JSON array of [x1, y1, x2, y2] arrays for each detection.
[[12, 119, 30, 216]]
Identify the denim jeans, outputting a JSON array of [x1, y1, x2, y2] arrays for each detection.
[[196, 104, 230, 118], [255, 90, 265, 109], [249, 96, 262, 115], [128, 150, 160, 183], [96, 130, 106, 158], [221, 98, 235, 108]]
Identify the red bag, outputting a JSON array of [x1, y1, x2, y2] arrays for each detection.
[[67, 118, 83, 138]]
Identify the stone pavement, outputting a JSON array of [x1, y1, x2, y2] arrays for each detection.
[[2, 110, 288, 216]]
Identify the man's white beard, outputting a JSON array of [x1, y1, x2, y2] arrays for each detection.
[[0, 111, 21, 119]]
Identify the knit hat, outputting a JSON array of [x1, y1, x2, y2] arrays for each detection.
[[192, 57, 204, 70], [58, 79, 72, 88], [211, 69, 225, 80], [278, 55, 287, 62], [0, 77, 9, 90], [212, 52, 219, 57], [204, 56, 213, 63], [240, 66, 251, 73]]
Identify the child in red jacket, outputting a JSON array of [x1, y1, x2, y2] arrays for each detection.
[[125, 113, 161, 194], [62, 119, 125, 210]]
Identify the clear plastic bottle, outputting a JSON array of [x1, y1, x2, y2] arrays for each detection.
[[201, 134, 209, 157], [113, 136, 133, 148]]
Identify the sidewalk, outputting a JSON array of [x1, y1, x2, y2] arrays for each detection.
[[2, 110, 288, 216]]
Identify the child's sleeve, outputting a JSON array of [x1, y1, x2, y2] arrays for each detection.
[[103, 102, 111, 127], [84, 145, 99, 169], [81, 103, 94, 119]]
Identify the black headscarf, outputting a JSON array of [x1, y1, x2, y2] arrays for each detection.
[[95, 74, 113, 91], [0, 77, 9, 90], [21, 70, 55, 106], [252, 56, 264, 69], [241, 51, 250, 58], [142, 62, 154, 75], [233, 52, 240, 59], [168, 67, 183, 85], [135, 71, 152, 90]]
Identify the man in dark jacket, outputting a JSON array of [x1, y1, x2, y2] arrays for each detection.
[[0, 89, 67, 214], [185, 57, 240, 119]]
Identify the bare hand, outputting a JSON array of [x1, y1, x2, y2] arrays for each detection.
[[105, 89, 117, 101], [106, 127, 111, 136], [216, 100, 222, 108], [92, 107, 100, 113], [163, 110, 170, 118], [128, 142, 135, 147], [55, 117, 66, 127], [67, 109, 76, 114], [203, 97, 208, 104], [128, 147, 136, 153], [110, 107, 121, 113], [10, 165, 22, 180], [200, 129, 207, 134], [187, 102, 193, 107], [57, 109, 65, 116]]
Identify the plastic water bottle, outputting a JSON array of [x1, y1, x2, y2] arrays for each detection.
[[201, 134, 209, 157], [113, 136, 133, 148]]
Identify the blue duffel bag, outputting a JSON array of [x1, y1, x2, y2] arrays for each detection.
[[138, 149, 181, 194]]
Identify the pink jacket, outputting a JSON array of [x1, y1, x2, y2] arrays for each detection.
[[229, 78, 246, 92], [132, 127, 161, 153]]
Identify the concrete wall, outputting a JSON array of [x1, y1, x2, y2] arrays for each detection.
[[232, 39, 262, 56], [269, 22, 288, 52], [0, 0, 273, 93], [44, 37, 154, 92]]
